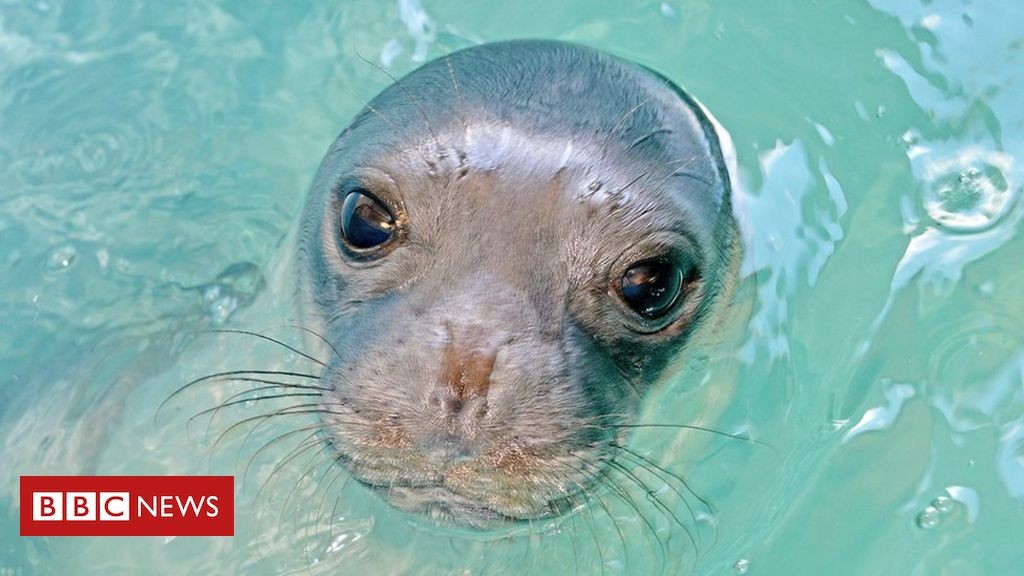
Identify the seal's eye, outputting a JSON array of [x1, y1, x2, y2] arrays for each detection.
[[619, 259, 683, 318], [340, 190, 395, 250]]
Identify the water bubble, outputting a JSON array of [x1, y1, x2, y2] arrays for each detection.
[[45, 244, 78, 271], [916, 505, 940, 529], [931, 495, 953, 514], [733, 558, 750, 574], [209, 296, 238, 324], [202, 284, 223, 304], [920, 149, 1018, 233], [945, 486, 979, 522]]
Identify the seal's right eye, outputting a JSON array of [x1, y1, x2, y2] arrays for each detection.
[[619, 258, 683, 319], [340, 190, 395, 251]]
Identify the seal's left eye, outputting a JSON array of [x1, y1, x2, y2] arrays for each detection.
[[619, 258, 683, 319], [340, 191, 395, 250]]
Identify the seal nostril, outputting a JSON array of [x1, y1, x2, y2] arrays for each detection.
[[445, 397, 464, 414]]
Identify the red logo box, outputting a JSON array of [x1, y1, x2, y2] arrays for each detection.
[[20, 476, 234, 536]]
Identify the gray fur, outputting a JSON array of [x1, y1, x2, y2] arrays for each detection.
[[297, 40, 738, 527]]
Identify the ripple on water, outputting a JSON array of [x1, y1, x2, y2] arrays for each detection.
[[928, 320, 1024, 432], [860, 142, 1024, 347], [0, 32, 184, 194], [920, 147, 1019, 233]]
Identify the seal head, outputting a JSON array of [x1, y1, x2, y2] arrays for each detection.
[[298, 40, 738, 527]]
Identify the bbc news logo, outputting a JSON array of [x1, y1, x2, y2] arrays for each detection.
[[20, 476, 233, 536]]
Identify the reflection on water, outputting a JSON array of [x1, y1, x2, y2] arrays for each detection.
[[1, 1, 1022, 574]]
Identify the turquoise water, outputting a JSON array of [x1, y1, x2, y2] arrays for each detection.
[[1, 0, 1022, 574]]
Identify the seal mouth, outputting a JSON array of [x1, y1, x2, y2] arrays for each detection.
[[338, 442, 594, 528], [353, 478, 580, 529], [357, 480, 505, 523]]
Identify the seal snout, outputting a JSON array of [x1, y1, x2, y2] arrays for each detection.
[[438, 323, 499, 416]]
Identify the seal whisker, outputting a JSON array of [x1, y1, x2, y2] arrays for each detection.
[[606, 458, 686, 530], [599, 96, 654, 158], [212, 404, 327, 453], [323, 476, 358, 545], [352, 46, 442, 152], [562, 452, 629, 568], [287, 324, 343, 363], [574, 498, 606, 576], [606, 458, 693, 566], [192, 387, 323, 437], [596, 466, 667, 574], [207, 397, 368, 455], [193, 376, 328, 392], [272, 438, 334, 534], [610, 444, 710, 554], [647, 159, 716, 194], [566, 509, 580, 576], [612, 442, 716, 518], [608, 423, 774, 451], [607, 455, 702, 564], [294, 444, 347, 544], [254, 429, 323, 494], [293, 447, 343, 544], [200, 328, 328, 367], [241, 424, 325, 485], [325, 476, 345, 544], [157, 369, 323, 422], [618, 155, 700, 195], [443, 51, 465, 114], [319, 456, 356, 541], [362, 102, 401, 131]]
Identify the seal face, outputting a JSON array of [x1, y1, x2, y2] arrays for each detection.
[[298, 40, 738, 527]]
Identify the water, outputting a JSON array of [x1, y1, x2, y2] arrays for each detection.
[[1, 1, 1022, 574]]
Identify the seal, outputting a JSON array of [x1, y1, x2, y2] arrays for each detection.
[[297, 39, 740, 527]]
